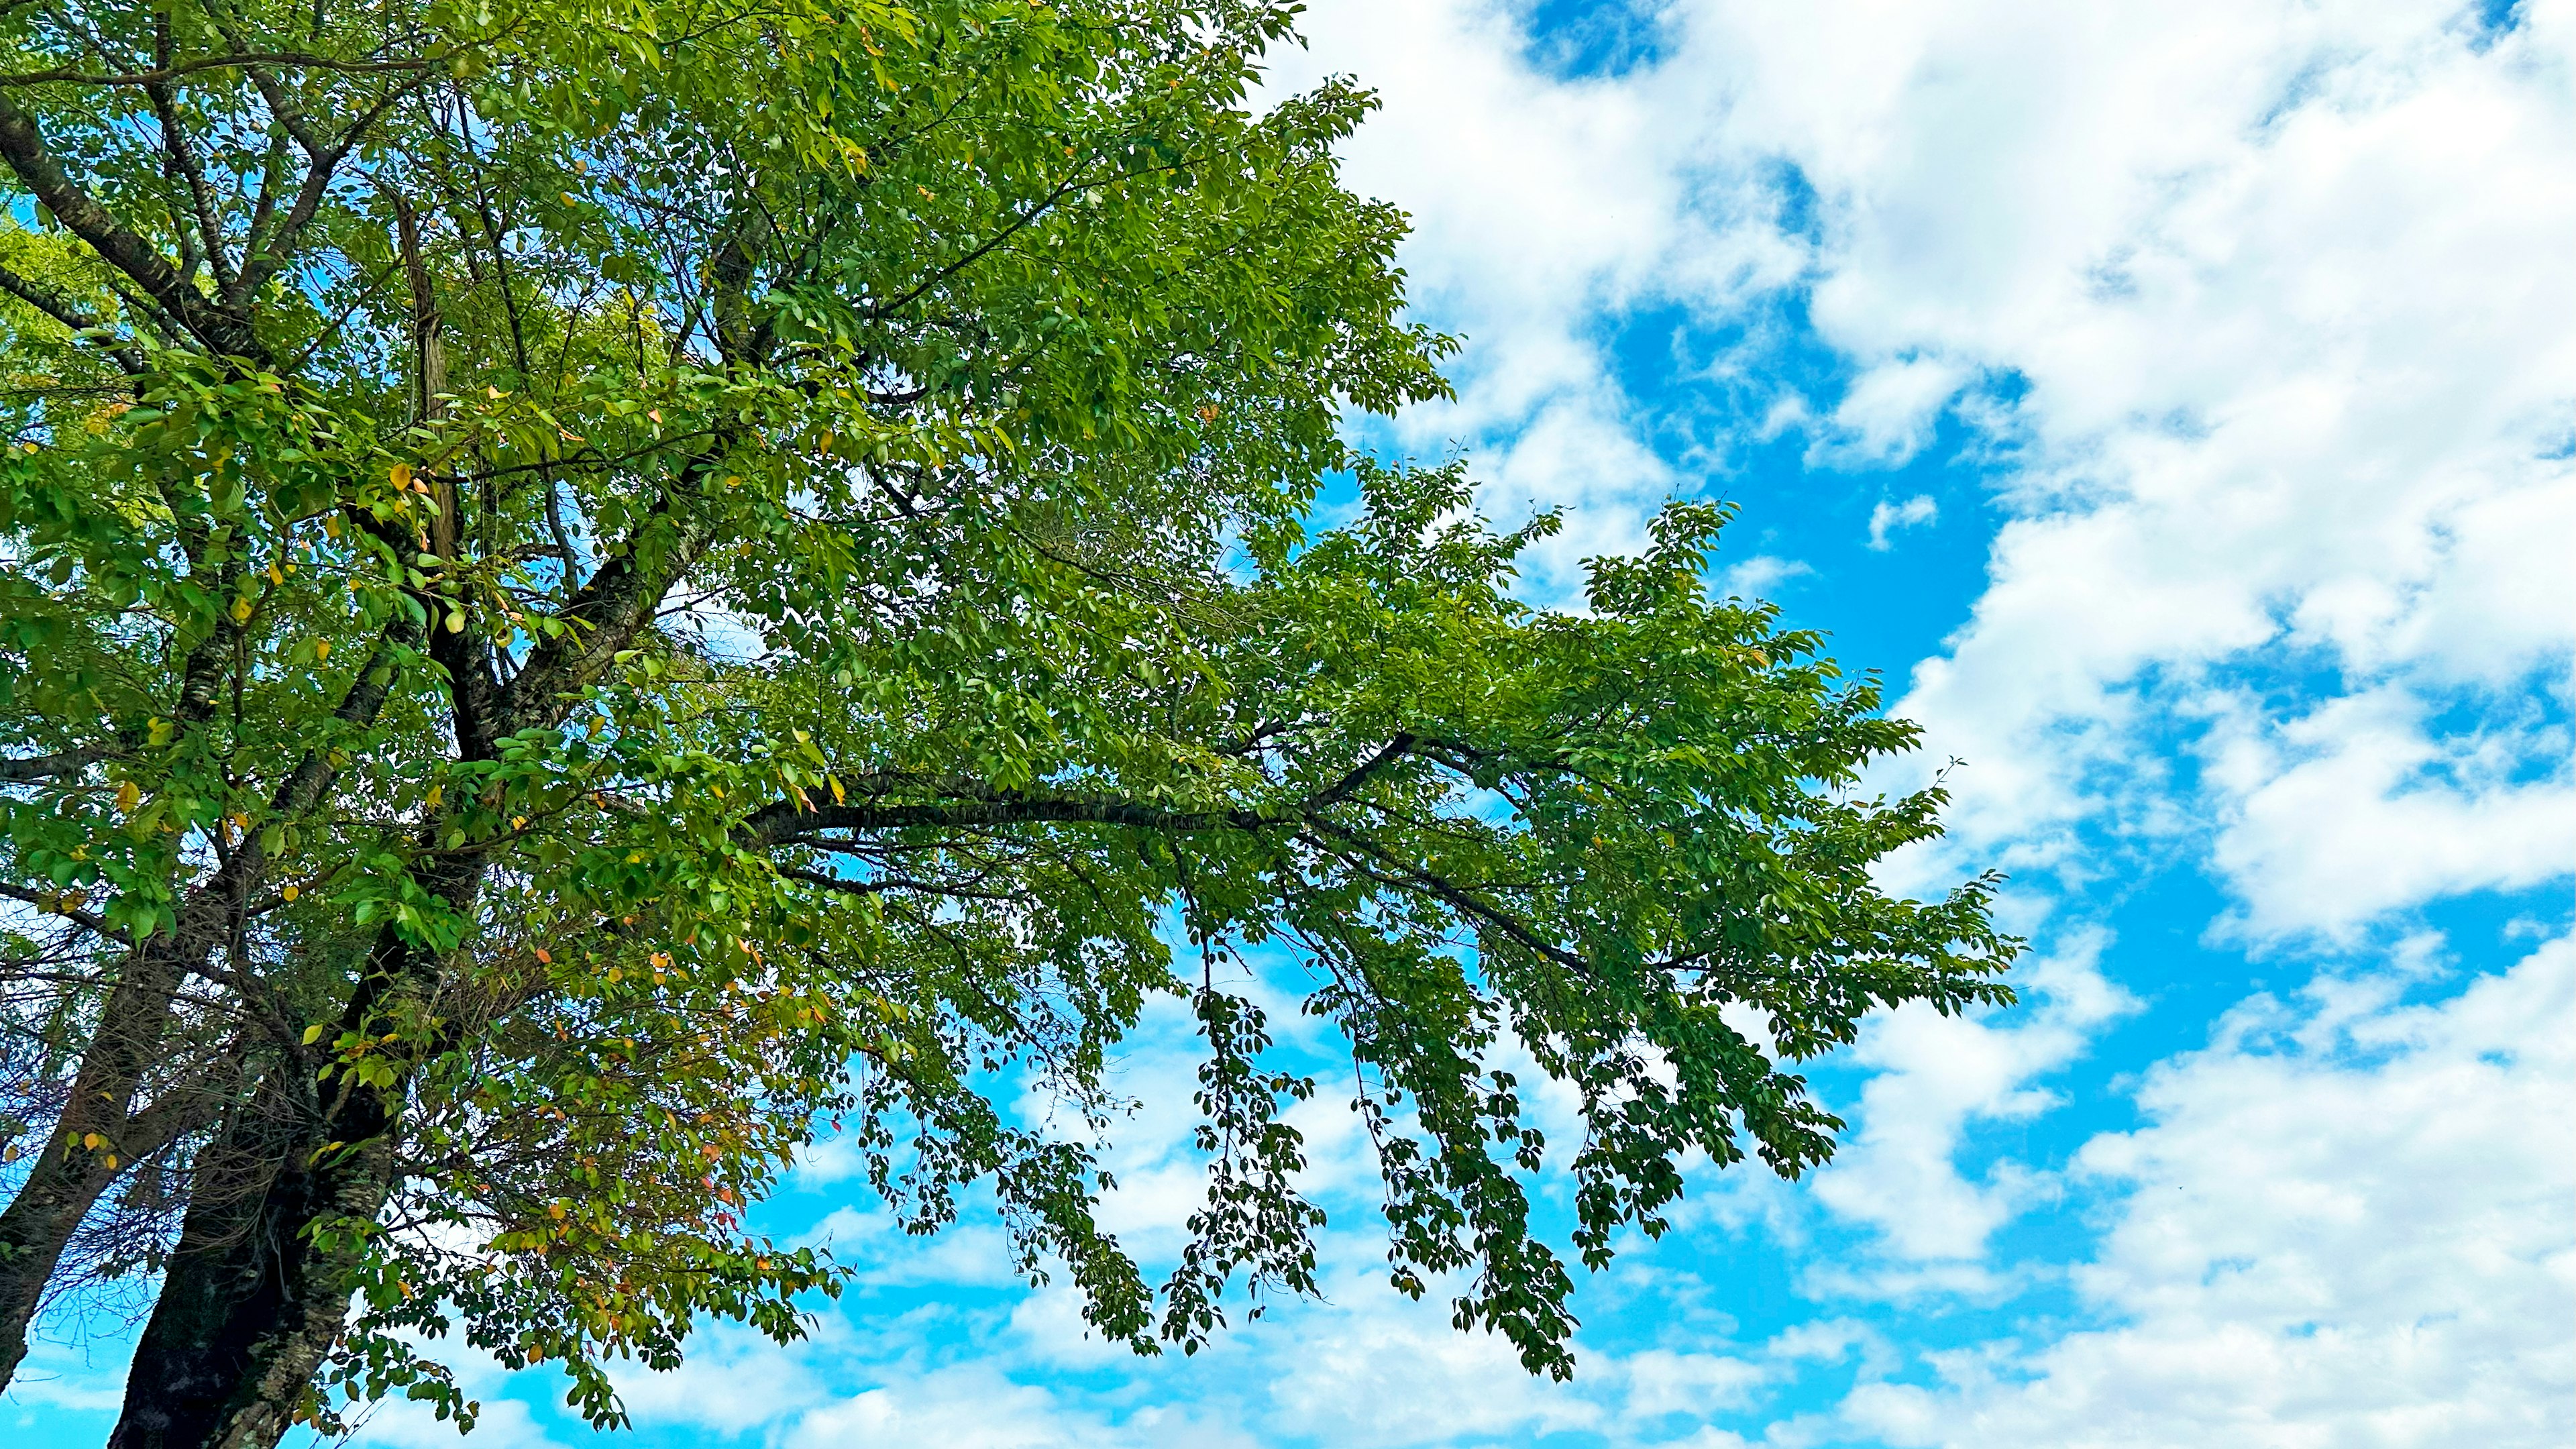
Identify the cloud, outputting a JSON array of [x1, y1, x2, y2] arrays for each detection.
[[782, 1360, 1256, 1449], [2198, 684, 2576, 941], [1719, 553, 1813, 599], [1822, 362, 1966, 467], [1864, 494, 1938, 550], [1265, 0, 1801, 590], [1807, 928, 2135, 1270], [1837, 935, 2576, 1448], [1673, 0, 2576, 936]]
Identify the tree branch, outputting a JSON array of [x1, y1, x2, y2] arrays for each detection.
[[0, 261, 146, 374], [0, 90, 254, 357], [0, 881, 126, 942], [0, 50, 453, 89], [0, 743, 112, 782], [747, 792, 1281, 845], [1304, 733, 1415, 810]]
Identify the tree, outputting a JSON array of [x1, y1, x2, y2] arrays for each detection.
[[0, 1, 2019, 1444]]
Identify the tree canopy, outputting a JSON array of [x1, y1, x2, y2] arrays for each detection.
[[0, 1, 2019, 1444]]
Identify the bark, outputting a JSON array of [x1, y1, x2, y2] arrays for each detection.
[[104, 1068, 398, 1449], [109, 856, 484, 1449]]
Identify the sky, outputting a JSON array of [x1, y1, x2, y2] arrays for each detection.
[[11, 1, 2573, 1446]]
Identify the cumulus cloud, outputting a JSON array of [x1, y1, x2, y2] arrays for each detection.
[[2198, 684, 2576, 941], [1807, 929, 2134, 1271], [1671, 0, 2576, 934], [1837, 936, 2576, 1448], [1281, 0, 2575, 938]]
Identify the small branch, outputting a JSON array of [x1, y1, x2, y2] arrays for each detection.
[[0, 261, 146, 374], [0, 881, 127, 942], [1305, 733, 1415, 810]]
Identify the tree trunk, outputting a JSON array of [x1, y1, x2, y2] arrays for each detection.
[[105, 1069, 396, 1449], [1, 628, 409, 1390], [109, 854, 486, 1449]]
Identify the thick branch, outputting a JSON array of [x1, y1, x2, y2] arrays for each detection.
[[0, 741, 111, 782], [0, 91, 254, 357], [1305, 733, 1416, 810], [0, 50, 449, 89], [747, 794, 1281, 844]]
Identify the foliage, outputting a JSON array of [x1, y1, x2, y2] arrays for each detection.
[[0, 0, 2018, 1441]]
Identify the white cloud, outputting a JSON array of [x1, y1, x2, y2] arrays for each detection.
[[1267, 0, 1801, 590], [783, 1360, 1254, 1449], [1823, 361, 1966, 467], [1719, 553, 1813, 599], [1667, 0, 2576, 934], [1283, 0, 2576, 936], [1837, 935, 2576, 1448], [1807, 929, 2135, 1269], [1864, 494, 1939, 550], [2198, 684, 2576, 941]]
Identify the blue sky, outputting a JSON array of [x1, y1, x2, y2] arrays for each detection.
[[10, 2, 2572, 1446]]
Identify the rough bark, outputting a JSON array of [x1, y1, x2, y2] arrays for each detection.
[[108, 855, 484, 1449], [104, 1067, 398, 1449]]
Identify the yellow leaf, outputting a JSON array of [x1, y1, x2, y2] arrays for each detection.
[[115, 780, 140, 812], [828, 775, 845, 804], [80, 1132, 103, 1149], [313, 638, 329, 661], [266, 564, 284, 585], [388, 462, 414, 490], [425, 784, 444, 809], [231, 596, 253, 623], [282, 883, 299, 902]]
